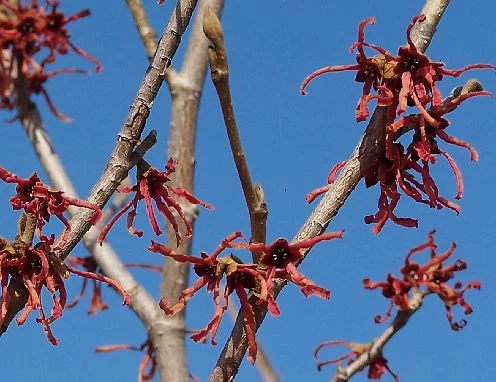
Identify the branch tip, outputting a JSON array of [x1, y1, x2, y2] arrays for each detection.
[[203, 7, 223, 46]]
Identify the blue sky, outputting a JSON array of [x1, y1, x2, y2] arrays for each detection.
[[1, 1, 495, 381]]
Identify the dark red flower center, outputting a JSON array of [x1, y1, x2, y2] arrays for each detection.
[[362, 64, 378, 78], [229, 271, 255, 289], [19, 18, 36, 35], [193, 263, 216, 278], [401, 55, 421, 72], [29, 256, 43, 274], [269, 246, 290, 268], [47, 15, 64, 31]]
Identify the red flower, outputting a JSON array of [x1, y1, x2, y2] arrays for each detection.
[[309, 87, 491, 234], [98, 158, 213, 247], [303, 16, 494, 234], [302, 15, 495, 123], [315, 340, 399, 381], [95, 339, 157, 382], [305, 160, 347, 203], [301, 17, 392, 122], [227, 231, 344, 299], [0, 0, 101, 119], [367, 90, 489, 233], [388, 15, 495, 117], [0, 235, 129, 345], [0, 0, 100, 70], [148, 232, 273, 364], [0, 166, 102, 244], [25, 65, 88, 122], [364, 231, 480, 330], [65, 256, 109, 315], [40, 1, 101, 71]]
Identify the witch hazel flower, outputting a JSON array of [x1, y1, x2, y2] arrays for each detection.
[[95, 339, 157, 382], [24, 64, 89, 122], [301, 17, 390, 122], [98, 158, 213, 247], [148, 232, 274, 364], [362, 142, 459, 234], [0, 166, 101, 245], [363, 231, 481, 330], [365, 90, 490, 233], [385, 15, 495, 117], [65, 255, 110, 315], [301, 15, 495, 123], [0, 0, 101, 70], [149, 230, 344, 363], [0, 0, 101, 120], [315, 340, 399, 381], [0, 228, 129, 345], [226, 231, 345, 299]]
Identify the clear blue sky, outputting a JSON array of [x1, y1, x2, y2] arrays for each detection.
[[1, 1, 495, 381]]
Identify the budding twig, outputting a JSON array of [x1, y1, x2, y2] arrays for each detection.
[[203, 8, 268, 262]]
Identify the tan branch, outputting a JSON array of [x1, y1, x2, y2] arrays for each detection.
[[124, 0, 179, 88], [208, 1, 451, 380], [203, 8, 268, 261]]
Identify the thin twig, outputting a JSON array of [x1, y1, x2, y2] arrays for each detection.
[[125, 2, 277, 379], [124, 0, 179, 87], [203, 8, 268, 261], [124, 0, 158, 60], [124, 0, 274, 380], [208, 1, 451, 381]]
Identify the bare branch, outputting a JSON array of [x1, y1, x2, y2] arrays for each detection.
[[203, 8, 268, 261], [208, 1, 451, 380]]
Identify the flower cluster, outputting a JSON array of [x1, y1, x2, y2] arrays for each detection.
[[0, 165, 102, 246], [148, 230, 343, 364], [303, 15, 495, 233], [0, 227, 129, 345], [0, 0, 101, 120], [98, 158, 213, 247], [363, 231, 480, 330], [315, 340, 399, 381]]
